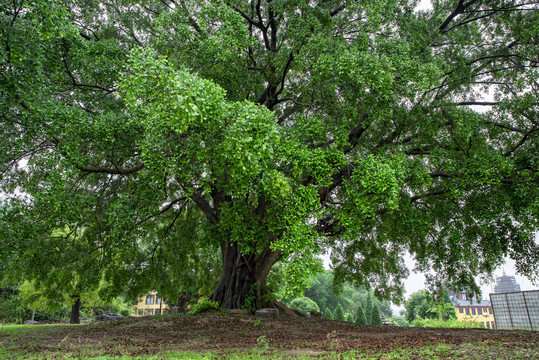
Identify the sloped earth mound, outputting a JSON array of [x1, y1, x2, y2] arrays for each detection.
[[1, 313, 538, 358]]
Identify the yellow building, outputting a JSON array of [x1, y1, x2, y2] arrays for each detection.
[[133, 292, 168, 316], [453, 296, 496, 329]]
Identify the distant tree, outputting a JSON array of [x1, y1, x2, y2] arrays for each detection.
[[325, 309, 333, 320], [289, 296, 320, 314], [364, 293, 374, 324], [405, 291, 432, 323], [437, 289, 457, 321], [370, 304, 383, 325], [345, 313, 354, 322], [333, 304, 345, 321], [355, 305, 367, 325], [405, 289, 456, 323], [304, 270, 355, 314]]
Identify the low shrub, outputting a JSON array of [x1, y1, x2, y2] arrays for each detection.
[[412, 317, 485, 328], [289, 296, 320, 315], [391, 317, 410, 327], [190, 299, 220, 314]]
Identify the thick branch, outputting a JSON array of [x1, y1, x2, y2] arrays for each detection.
[[191, 192, 218, 224], [344, 113, 369, 153], [439, 0, 481, 33], [410, 190, 447, 202], [504, 129, 537, 157]]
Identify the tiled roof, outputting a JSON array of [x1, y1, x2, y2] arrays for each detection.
[[452, 299, 491, 307]]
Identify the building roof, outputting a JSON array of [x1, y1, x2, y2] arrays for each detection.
[[452, 299, 491, 307]]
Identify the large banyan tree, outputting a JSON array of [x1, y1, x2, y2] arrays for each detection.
[[1, 0, 538, 309]]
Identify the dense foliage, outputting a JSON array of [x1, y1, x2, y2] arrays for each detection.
[[405, 289, 456, 323], [1, 0, 538, 310]]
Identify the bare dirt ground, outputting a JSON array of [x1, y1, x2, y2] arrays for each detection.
[[2, 313, 538, 358]]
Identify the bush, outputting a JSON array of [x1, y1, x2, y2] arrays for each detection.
[[33, 307, 70, 322], [191, 299, 220, 314], [289, 297, 320, 314], [391, 317, 410, 327], [412, 318, 485, 328], [0, 295, 30, 324]]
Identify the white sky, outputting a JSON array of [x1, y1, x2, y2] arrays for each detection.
[[403, 254, 539, 299], [416, 0, 433, 11]]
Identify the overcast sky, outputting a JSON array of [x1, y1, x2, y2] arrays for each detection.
[[403, 253, 539, 300]]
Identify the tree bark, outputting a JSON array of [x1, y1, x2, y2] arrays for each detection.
[[211, 240, 281, 310], [70, 295, 81, 324]]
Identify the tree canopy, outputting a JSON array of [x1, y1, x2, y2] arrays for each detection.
[[1, 0, 538, 309]]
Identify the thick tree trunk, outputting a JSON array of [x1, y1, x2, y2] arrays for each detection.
[[70, 295, 81, 324], [211, 241, 280, 309]]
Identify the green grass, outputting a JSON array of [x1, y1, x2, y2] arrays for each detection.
[[1, 343, 538, 360], [0, 323, 68, 331]]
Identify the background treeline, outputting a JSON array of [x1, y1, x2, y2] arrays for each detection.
[[0, 284, 131, 324], [282, 270, 404, 326]]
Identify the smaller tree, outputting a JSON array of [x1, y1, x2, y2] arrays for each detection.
[[364, 293, 373, 324], [405, 291, 431, 323], [325, 309, 333, 320], [355, 305, 367, 325], [345, 313, 354, 322], [333, 304, 345, 321], [370, 304, 383, 326]]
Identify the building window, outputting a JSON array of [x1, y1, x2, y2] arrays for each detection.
[[459, 308, 463, 313], [147, 309, 153, 315], [486, 322, 490, 329], [155, 309, 160, 315], [146, 295, 155, 305], [491, 321, 495, 329], [466, 308, 470, 315], [471, 308, 476, 315], [477, 308, 482, 315], [157, 297, 162, 305]]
